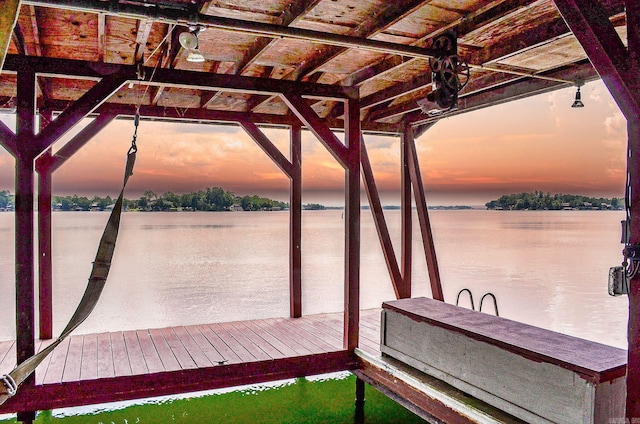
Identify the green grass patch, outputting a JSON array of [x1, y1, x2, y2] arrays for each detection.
[[0, 374, 426, 423]]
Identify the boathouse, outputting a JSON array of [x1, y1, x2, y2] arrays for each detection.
[[0, 0, 639, 422]]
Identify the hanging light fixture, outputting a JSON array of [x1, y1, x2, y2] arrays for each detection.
[[179, 26, 205, 63], [571, 84, 584, 108]]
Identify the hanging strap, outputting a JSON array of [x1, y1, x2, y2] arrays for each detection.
[[0, 118, 138, 406]]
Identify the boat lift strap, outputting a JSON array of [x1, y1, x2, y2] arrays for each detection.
[[0, 118, 138, 406]]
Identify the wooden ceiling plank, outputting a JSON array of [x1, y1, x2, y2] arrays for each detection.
[[0, 0, 20, 71], [28, 6, 42, 56], [291, 0, 432, 80], [553, 0, 640, 119], [134, 19, 154, 63], [234, 0, 323, 76], [97, 12, 105, 62], [353, 13, 589, 122]]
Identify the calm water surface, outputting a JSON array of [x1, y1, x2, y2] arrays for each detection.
[[0, 209, 629, 348]]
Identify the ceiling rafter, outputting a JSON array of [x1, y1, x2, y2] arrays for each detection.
[[233, 0, 323, 76], [133, 18, 153, 63], [322, 0, 547, 120], [97, 12, 106, 62], [247, 0, 430, 115], [357, 4, 622, 124]]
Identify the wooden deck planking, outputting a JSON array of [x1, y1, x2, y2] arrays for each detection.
[[160, 327, 197, 370], [148, 328, 181, 372], [239, 319, 297, 357], [0, 340, 15, 376], [110, 332, 133, 377], [183, 325, 227, 365], [0, 309, 383, 414], [208, 323, 257, 363], [172, 326, 214, 368], [79, 333, 98, 380], [135, 330, 165, 374], [218, 321, 272, 362], [230, 321, 286, 359], [123, 330, 149, 375], [96, 332, 115, 378], [251, 318, 314, 356], [41, 337, 69, 384], [195, 324, 243, 365]]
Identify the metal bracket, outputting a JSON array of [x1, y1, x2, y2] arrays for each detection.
[[624, 245, 640, 259]]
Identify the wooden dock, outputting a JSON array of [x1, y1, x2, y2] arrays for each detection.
[[0, 309, 381, 414]]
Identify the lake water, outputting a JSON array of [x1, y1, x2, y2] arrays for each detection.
[[0, 209, 630, 349]]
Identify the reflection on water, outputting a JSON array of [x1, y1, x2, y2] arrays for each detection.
[[0, 209, 629, 348]]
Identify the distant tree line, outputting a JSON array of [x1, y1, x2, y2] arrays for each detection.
[[0, 190, 13, 210], [42, 187, 289, 212], [485, 191, 623, 210]]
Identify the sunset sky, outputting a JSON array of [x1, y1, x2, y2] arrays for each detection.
[[0, 79, 627, 206]]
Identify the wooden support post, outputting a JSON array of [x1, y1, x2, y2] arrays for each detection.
[[628, 118, 640, 419], [37, 149, 53, 340], [290, 124, 302, 318], [405, 124, 444, 301], [15, 69, 37, 424], [36, 110, 53, 340], [627, 2, 640, 418], [401, 127, 412, 294], [355, 377, 365, 424], [344, 97, 360, 351]]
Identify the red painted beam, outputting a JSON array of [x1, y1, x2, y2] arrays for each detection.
[[360, 138, 405, 298], [2, 55, 358, 101], [344, 97, 360, 351], [15, 70, 37, 410], [627, 119, 640, 419], [553, 0, 640, 120], [0, 119, 17, 157], [238, 120, 294, 178], [36, 109, 54, 341], [34, 73, 126, 151], [281, 93, 350, 168], [406, 127, 444, 302], [36, 113, 117, 172], [401, 125, 413, 294], [290, 125, 302, 318], [0, 351, 358, 414]]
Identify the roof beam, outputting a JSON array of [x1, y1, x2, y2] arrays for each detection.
[[0, 119, 17, 157], [238, 119, 294, 178], [553, 0, 640, 119], [34, 71, 127, 151], [2, 55, 358, 100], [23, 0, 439, 60], [407, 60, 598, 126], [281, 92, 349, 167]]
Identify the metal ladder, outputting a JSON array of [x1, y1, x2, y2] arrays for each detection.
[[455, 288, 499, 316]]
